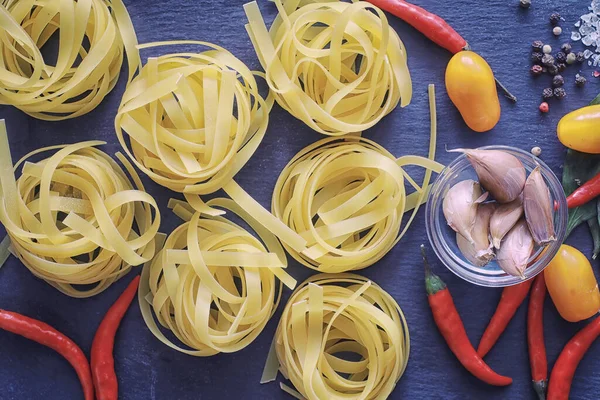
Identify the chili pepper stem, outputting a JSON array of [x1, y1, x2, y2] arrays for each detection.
[[421, 245, 447, 295], [533, 379, 548, 400]]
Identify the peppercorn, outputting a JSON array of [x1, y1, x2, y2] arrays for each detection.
[[542, 88, 554, 99], [557, 63, 567, 72], [554, 87, 567, 99], [532, 40, 544, 52], [539, 102, 549, 113], [550, 12, 561, 25], [576, 52, 585, 63], [541, 54, 555, 67], [531, 146, 542, 156], [520, 0, 531, 8], [561, 43, 572, 54], [552, 75, 565, 87], [547, 64, 559, 75], [530, 65, 544, 76], [531, 52, 543, 63], [553, 26, 563, 36], [543, 45, 552, 54], [575, 74, 587, 87], [555, 52, 566, 63], [566, 52, 577, 64]]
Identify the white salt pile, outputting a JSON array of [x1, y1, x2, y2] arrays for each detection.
[[571, 0, 600, 67]]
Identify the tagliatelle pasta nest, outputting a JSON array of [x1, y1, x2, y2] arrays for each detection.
[[115, 40, 273, 195], [244, 0, 412, 136], [262, 273, 410, 400], [0, 123, 160, 297], [138, 198, 296, 356], [0, 0, 139, 121], [271, 85, 444, 273]]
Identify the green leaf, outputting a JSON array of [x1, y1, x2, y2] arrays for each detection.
[[591, 93, 600, 106], [589, 218, 600, 260], [563, 149, 600, 237]]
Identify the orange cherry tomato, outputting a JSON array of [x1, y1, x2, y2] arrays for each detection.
[[544, 244, 600, 322], [445, 51, 501, 133]]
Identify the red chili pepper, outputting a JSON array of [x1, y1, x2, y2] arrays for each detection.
[[91, 275, 140, 400], [528, 274, 548, 400], [547, 315, 600, 400], [366, 0, 517, 102], [421, 245, 513, 386], [366, 0, 467, 53], [566, 172, 600, 209], [477, 280, 533, 358], [0, 309, 94, 400]]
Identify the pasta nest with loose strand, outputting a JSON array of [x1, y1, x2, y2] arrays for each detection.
[[115, 40, 273, 197], [244, 0, 412, 136], [271, 85, 444, 273], [0, 0, 140, 121], [138, 197, 296, 356], [262, 273, 410, 400], [0, 124, 160, 297]]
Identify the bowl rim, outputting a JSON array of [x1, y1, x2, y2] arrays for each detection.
[[425, 145, 568, 287]]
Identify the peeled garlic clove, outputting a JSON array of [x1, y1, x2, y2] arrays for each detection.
[[524, 167, 556, 246], [443, 180, 488, 244], [449, 148, 526, 203], [457, 203, 496, 266], [490, 197, 524, 249], [496, 219, 534, 279]]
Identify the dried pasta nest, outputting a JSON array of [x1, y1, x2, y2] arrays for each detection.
[[245, 0, 412, 136], [138, 198, 295, 356], [0, 134, 160, 297], [0, 0, 139, 120], [271, 133, 443, 273], [115, 40, 273, 195], [269, 273, 410, 400]]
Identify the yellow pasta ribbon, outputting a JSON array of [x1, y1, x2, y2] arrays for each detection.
[[138, 197, 296, 356], [271, 84, 443, 272], [244, 0, 412, 136], [266, 273, 410, 400], [0, 0, 139, 120], [0, 120, 160, 297], [115, 40, 273, 195], [115, 39, 308, 255]]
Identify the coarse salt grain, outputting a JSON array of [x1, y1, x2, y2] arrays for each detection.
[[577, 2, 600, 54]]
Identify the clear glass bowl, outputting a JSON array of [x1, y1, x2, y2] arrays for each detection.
[[425, 145, 567, 287]]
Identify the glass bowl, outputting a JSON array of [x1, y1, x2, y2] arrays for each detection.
[[425, 145, 567, 287]]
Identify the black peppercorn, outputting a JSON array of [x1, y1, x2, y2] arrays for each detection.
[[575, 74, 587, 87], [554, 87, 567, 99], [520, 0, 531, 8], [576, 52, 585, 63], [532, 40, 544, 52], [555, 52, 566, 63], [550, 12, 561, 25], [552, 75, 565, 87], [557, 62, 567, 72], [547, 64, 559, 75], [561, 43, 572, 54], [530, 65, 544, 76], [542, 88, 554, 99], [542, 54, 555, 67], [531, 52, 543, 63]]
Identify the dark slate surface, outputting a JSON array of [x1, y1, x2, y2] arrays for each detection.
[[1, 0, 599, 399]]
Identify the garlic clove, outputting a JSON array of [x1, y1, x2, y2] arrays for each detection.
[[456, 203, 496, 267], [449, 148, 526, 203], [524, 166, 556, 246], [490, 196, 524, 249], [443, 180, 487, 244], [496, 219, 534, 279]]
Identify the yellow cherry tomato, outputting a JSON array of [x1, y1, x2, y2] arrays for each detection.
[[445, 51, 501, 133], [557, 104, 600, 154], [544, 244, 600, 322]]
